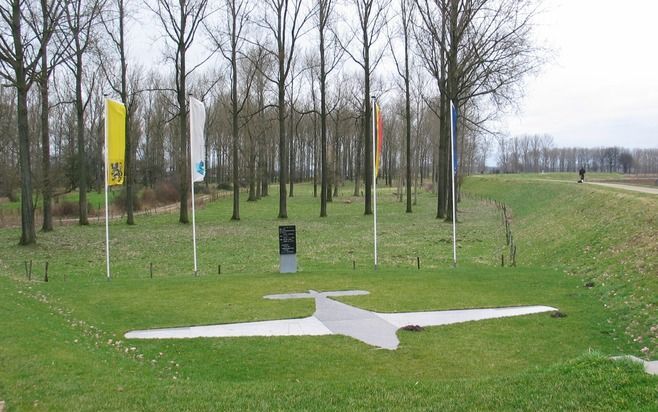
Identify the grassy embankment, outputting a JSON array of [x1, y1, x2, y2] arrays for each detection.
[[463, 174, 658, 359], [0, 177, 656, 410]]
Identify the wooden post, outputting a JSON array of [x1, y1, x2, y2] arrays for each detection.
[[150, 262, 153, 279], [501, 254, 505, 267], [417, 256, 420, 270], [44, 262, 49, 282], [512, 245, 517, 267]]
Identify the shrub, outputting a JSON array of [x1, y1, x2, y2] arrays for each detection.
[[217, 182, 232, 191], [194, 183, 210, 195], [141, 187, 157, 209], [154, 180, 180, 204], [53, 201, 95, 217], [113, 188, 143, 212], [53, 201, 77, 217]]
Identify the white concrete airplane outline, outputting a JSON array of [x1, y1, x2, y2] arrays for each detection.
[[125, 290, 557, 350]]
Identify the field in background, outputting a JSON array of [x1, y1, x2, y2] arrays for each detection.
[[1, 176, 657, 410]]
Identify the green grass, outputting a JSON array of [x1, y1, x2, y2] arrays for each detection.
[[1, 179, 657, 410], [0, 189, 112, 211], [463, 174, 658, 358], [0, 185, 504, 277]]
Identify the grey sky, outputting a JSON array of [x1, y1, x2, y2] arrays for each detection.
[[131, 1, 657, 150], [502, 0, 658, 149]]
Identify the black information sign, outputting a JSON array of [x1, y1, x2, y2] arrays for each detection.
[[278, 225, 297, 255]]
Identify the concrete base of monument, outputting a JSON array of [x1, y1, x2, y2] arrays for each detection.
[[125, 290, 557, 350], [279, 254, 297, 273], [611, 355, 658, 376]]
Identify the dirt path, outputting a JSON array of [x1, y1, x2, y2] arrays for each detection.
[[585, 182, 658, 195], [0, 193, 222, 229], [473, 175, 658, 195]]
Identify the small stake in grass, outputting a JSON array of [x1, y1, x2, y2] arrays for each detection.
[[44, 262, 49, 282], [28, 260, 32, 280], [218, 265, 221, 275], [417, 256, 420, 270], [501, 254, 505, 267], [511, 245, 517, 267], [352, 260, 356, 270], [150, 262, 153, 279]]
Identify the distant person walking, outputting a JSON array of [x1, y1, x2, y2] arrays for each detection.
[[578, 167, 586, 183]]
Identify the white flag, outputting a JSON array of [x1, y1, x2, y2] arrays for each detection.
[[190, 96, 206, 182]]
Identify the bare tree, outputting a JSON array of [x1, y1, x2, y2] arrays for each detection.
[[62, 0, 105, 226], [389, 0, 414, 213], [0, 89, 18, 201], [101, 0, 140, 224], [140, 71, 169, 187], [316, 0, 342, 217], [258, 0, 314, 218], [415, 0, 542, 221], [149, 0, 210, 224], [0, 0, 63, 243], [207, 0, 254, 220], [341, 0, 390, 215], [39, 0, 67, 232]]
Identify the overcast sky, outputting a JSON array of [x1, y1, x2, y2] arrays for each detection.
[[502, 0, 658, 149], [132, 1, 658, 150]]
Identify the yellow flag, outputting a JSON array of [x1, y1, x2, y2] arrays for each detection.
[[374, 103, 383, 177], [106, 99, 126, 186]]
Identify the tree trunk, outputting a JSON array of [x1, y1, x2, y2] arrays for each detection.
[[76, 49, 88, 225], [248, 140, 256, 201], [277, 47, 288, 218], [363, 45, 372, 215], [320, 18, 328, 216], [178, 28, 189, 224], [444, 0, 459, 223], [404, 26, 412, 213], [40, 12, 53, 231], [288, 98, 294, 198], [437, 92, 448, 219], [119, 0, 134, 226], [17, 84, 36, 244], [353, 123, 361, 196], [231, 43, 240, 220]]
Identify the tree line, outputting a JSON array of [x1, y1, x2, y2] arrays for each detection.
[[1, 0, 542, 245], [496, 134, 658, 174]]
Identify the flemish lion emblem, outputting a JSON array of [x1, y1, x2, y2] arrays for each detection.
[[110, 162, 123, 183]]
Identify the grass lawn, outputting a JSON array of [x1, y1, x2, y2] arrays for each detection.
[[1, 177, 657, 410], [0, 190, 111, 211]]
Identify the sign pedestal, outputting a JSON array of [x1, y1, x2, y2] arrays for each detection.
[[278, 225, 297, 273], [279, 254, 297, 273]]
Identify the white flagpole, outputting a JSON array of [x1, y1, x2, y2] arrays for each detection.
[[372, 96, 378, 270], [104, 98, 111, 280], [450, 101, 457, 267], [190, 97, 199, 276], [191, 171, 198, 275]]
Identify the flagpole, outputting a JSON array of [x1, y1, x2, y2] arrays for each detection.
[[372, 96, 378, 270], [191, 173, 198, 275], [450, 100, 457, 267], [190, 96, 199, 276], [104, 98, 111, 280]]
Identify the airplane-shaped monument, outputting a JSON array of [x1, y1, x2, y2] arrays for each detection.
[[125, 290, 557, 350]]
